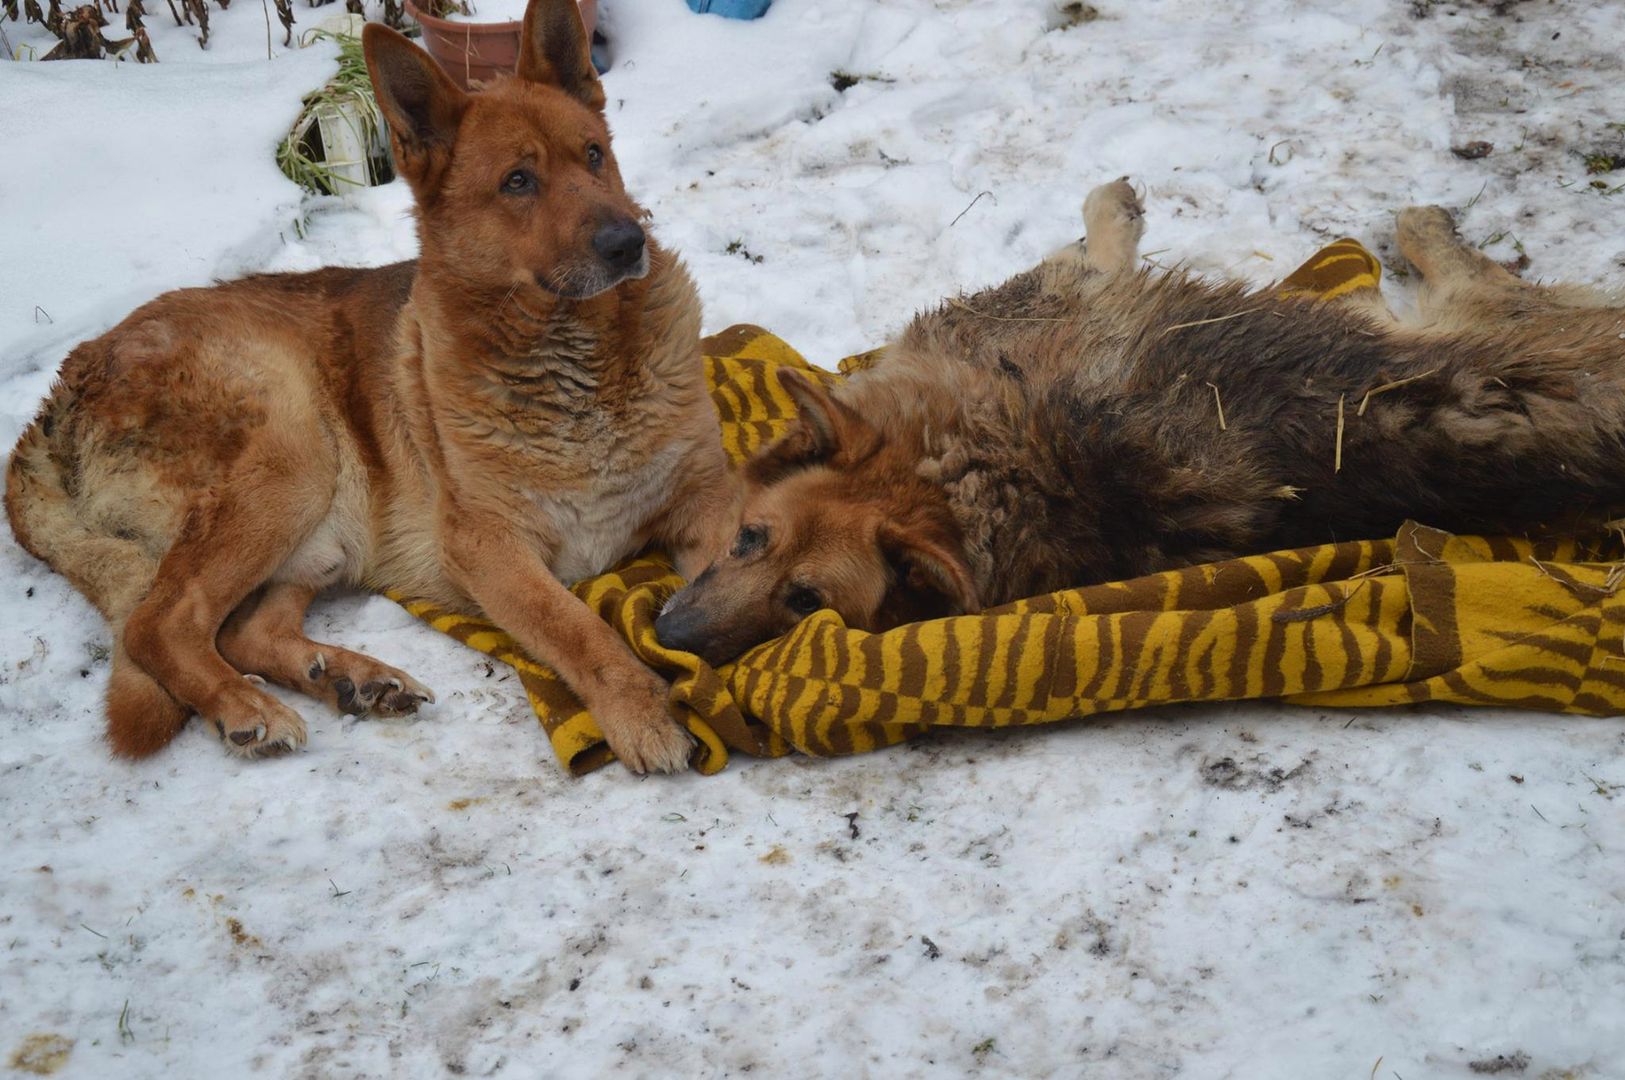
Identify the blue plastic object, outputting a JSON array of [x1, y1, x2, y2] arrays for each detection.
[[686, 0, 772, 18]]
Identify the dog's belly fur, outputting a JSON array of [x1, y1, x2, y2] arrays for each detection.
[[849, 260, 1625, 605], [277, 420, 677, 599], [273, 444, 375, 590]]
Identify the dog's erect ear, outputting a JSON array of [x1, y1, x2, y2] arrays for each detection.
[[877, 519, 980, 623], [745, 370, 877, 485], [778, 370, 855, 457], [516, 0, 605, 111], [363, 25, 468, 189]]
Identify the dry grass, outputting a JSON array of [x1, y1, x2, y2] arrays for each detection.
[[1206, 381, 1227, 430], [946, 298, 1067, 324], [1357, 366, 1440, 416], [1334, 393, 1346, 473], [1158, 308, 1258, 337], [275, 29, 391, 195]]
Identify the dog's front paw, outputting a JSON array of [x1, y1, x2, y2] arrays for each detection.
[[209, 677, 308, 759], [1083, 177, 1143, 228], [1081, 177, 1145, 273], [599, 681, 695, 775]]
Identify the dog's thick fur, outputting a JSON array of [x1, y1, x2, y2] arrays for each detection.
[[656, 181, 1625, 665], [5, 0, 736, 772]]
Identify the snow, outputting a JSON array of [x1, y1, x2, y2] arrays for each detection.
[[4, 1, 1625, 1077], [0, 46, 339, 414], [440, 0, 554, 23]]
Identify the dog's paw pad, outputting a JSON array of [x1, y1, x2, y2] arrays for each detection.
[[362, 677, 430, 716], [329, 668, 433, 718], [229, 725, 265, 747], [332, 676, 367, 716], [213, 691, 307, 760]]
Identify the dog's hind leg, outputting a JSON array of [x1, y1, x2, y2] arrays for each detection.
[[1396, 205, 1528, 303], [1395, 205, 1616, 320], [121, 447, 334, 758], [7, 407, 191, 757], [1398, 205, 1622, 353], [218, 582, 434, 718]]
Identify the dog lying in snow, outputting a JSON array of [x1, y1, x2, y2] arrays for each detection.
[[5, 0, 735, 772], [656, 180, 1625, 665]]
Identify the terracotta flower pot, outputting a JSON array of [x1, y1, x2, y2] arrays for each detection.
[[404, 0, 598, 91]]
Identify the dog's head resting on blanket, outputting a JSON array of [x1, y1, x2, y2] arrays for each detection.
[[363, 0, 647, 301], [656, 371, 980, 665]]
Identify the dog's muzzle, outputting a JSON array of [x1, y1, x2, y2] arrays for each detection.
[[654, 593, 705, 656], [593, 219, 646, 275]]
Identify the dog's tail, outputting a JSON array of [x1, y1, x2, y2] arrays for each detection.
[[6, 393, 190, 756]]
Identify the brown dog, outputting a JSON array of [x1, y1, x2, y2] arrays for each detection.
[[4, 0, 736, 772], [656, 180, 1625, 665]]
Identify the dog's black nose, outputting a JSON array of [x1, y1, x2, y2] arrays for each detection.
[[592, 219, 646, 272], [654, 603, 699, 655]]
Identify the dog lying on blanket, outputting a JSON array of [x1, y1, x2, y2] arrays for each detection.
[[656, 180, 1625, 665], [4, 0, 735, 772]]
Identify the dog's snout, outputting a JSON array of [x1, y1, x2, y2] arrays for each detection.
[[592, 219, 646, 272], [654, 599, 702, 655]]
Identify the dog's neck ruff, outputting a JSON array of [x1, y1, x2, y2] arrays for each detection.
[[409, 272, 648, 410]]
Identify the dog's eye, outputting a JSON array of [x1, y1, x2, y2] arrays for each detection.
[[501, 169, 536, 195], [586, 143, 604, 171], [731, 525, 766, 558], [786, 586, 823, 617]]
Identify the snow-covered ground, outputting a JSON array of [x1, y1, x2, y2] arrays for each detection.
[[4, 0, 1625, 1076]]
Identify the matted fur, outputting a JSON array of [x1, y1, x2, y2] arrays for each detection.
[[656, 182, 1625, 665], [5, 0, 736, 772]]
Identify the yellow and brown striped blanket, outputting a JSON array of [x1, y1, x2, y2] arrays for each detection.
[[393, 241, 1625, 774]]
